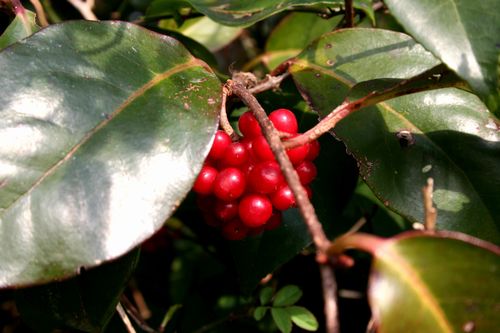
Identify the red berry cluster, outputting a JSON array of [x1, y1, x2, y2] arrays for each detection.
[[193, 109, 319, 240]]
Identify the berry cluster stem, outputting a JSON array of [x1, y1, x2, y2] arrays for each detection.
[[226, 80, 331, 253]]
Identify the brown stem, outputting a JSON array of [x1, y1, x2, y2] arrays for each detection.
[[219, 86, 239, 140], [248, 73, 290, 95], [227, 80, 330, 253], [422, 178, 437, 231], [117, 302, 137, 333], [29, 0, 48, 26], [327, 233, 386, 257], [320, 265, 339, 333], [344, 0, 354, 27], [283, 101, 355, 149]]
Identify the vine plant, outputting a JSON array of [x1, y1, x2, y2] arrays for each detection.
[[0, 1, 499, 333]]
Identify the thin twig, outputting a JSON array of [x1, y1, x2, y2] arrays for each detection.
[[29, 0, 48, 26], [227, 80, 331, 254], [248, 73, 290, 95], [67, 0, 97, 20], [422, 178, 437, 231], [120, 296, 157, 333], [117, 302, 137, 333], [219, 86, 239, 140], [344, 0, 354, 27], [284, 101, 354, 149], [320, 265, 339, 333]]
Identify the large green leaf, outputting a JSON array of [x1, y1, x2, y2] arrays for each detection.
[[290, 29, 500, 244], [15, 248, 139, 332], [370, 233, 500, 332], [178, 16, 242, 52], [384, 0, 500, 115], [0, 21, 221, 288], [263, 12, 342, 70], [183, 0, 373, 27], [0, 9, 39, 50]]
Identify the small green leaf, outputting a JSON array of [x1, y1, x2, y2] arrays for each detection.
[[254, 306, 268, 321], [273, 285, 303, 307], [0, 9, 39, 50], [271, 307, 293, 333], [370, 232, 500, 333], [286, 306, 319, 331], [259, 286, 274, 305]]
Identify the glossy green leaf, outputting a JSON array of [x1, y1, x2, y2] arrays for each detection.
[[384, 0, 500, 115], [259, 286, 274, 305], [0, 9, 39, 50], [273, 285, 303, 307], [15, 248, 139, 332], [286, 306, 319, 331], [370, 232, 500, 333], [183, 0, 371, 27], [0, 21, 221, 288], [179, 16, 242, 51], [290, 29, 500, 244], [254, 306, 268, 321], [263, 12, 342, 70], [271, 307, 293, 333]]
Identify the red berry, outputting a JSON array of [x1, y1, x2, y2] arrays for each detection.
[[214, 200, 239, 222], [269, 109, 298, 134], [270, 185, 296, 210], [285, 134, 310, 165], [248, 161, 285, 194], [213, 167, 246, 201], [220, 142, 249, 167], [208, 130, 231, 161], [222, 219, 248, 240], [295, 161, 317, 185], [239, 194, 273, 228], [252, 135, 275, 161], [193, 165, 218, 195], [265, 212, 282, 230], [306, 140, 320, 161], [238, 111, 262, 138]]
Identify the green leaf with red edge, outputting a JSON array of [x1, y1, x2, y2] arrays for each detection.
[[0, 9, 39, 50], [384, 0, 500, 115], [15, 248, 139, 332], [369, 232, 500, 332], [0, 21, 221, 288], [290, 29, 500, 244]]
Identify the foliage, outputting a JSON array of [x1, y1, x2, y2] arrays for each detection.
[[0, 0, 498, 332]]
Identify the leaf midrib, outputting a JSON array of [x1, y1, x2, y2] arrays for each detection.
[[2, 58, 207, 216]]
